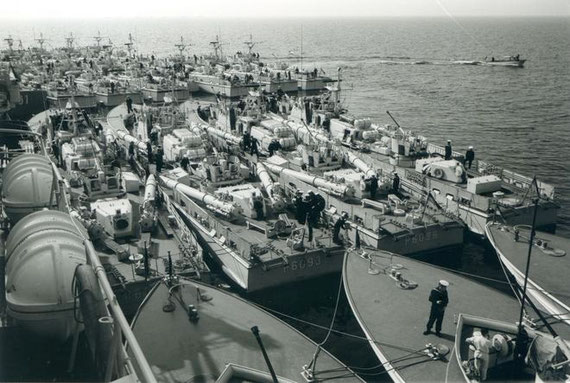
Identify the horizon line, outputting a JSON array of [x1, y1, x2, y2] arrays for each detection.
[[0, 14, 569, 20]]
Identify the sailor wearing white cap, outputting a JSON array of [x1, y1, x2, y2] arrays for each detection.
[[423, 280, 449, 336], [465, 146, 475, 169]]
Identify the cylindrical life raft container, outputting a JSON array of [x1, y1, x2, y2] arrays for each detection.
[[5, 210, 86, 342], [1, 154, 54, 224]]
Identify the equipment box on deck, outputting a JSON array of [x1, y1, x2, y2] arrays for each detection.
[[122, 172, 141, 193], [467, 175, 502, 195]]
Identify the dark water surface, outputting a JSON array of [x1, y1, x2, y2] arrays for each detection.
[[1, 17, 569, 381]]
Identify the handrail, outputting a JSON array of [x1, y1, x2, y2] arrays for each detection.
[[84, 240, 157, 383]]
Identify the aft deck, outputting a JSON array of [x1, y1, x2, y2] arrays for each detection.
[[343, 249, 522, 382], [487, 223, 570, 325], [131, 278, 364, 382]]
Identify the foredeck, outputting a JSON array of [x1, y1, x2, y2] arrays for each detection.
[[106, 103, 131, 133], [131, 278, 363, 382], [487, 224, 570, 315], [343, 249, 521, 382]]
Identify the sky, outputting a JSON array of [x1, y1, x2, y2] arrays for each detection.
[[1, 0, 568, 19]]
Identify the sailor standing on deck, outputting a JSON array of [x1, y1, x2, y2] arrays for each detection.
[[465, 146, 475, 169], [294, 191, 306, 224], [155, 146, 164, 173], [392, 173, 400, 194], [146, 141, 153, 164], [250, 136, 259, 158], [126, 96, 133, 114], [369, 174, 379, 199], [180, 154, 189, 172], [268, 139, 282, 157], [444, 140, 452, 160], [332, 212, 349, 245], [424, 280, 449, 337]]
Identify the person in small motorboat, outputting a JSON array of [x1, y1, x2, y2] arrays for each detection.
[[466, 328, 492, 381]]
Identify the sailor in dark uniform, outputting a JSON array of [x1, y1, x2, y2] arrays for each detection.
[[146, 141, 153, 164], [444, 140, 452, 160], [424, 280, 449, 336], [464, 146, 475, 169], [250, 136, 259, 157], [126, 96, 133, 114], [180, 154, 189, 172], [369, 174, 379, 199], [267, 139, 282, 157], [294, 191, 306, 224], [392, 173, 400, 194], [155, 146, 164, 173], [332, 212, 349, 245]]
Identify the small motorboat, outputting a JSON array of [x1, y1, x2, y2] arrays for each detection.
[[484, 55, 526, 67]]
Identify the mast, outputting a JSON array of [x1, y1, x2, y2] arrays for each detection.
[[300, 25, 303, 71], [516, 176, 539, 334], [209, 35, 223, 61], [4, 35, 14, 52], [93, 31, 105, 48], [244, 34, 258, 56], [125, 33, 134, 57], [65, 33, 75, 50], [35, 33, 46, 51]]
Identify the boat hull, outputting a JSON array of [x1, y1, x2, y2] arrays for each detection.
[[262, 79, 299, 93], [47, 93, 97, 109], [192, 80, 260, 98], [141, 87, 189, 103], [348, 221, 464, 255], [486, 223, 570, 326], [484, 60, 525, 67], [95, 91, 142, 107], [183, 210, 345, 292], [342, 249, 521, 382]]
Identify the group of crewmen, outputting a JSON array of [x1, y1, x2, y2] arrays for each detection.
[[294, 190, 326, 242], [445, 140, 476, 169], [293, 190, 351, 245]]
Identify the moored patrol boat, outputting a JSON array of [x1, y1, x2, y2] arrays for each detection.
[[130, 275, 365, 383], [342, 248, 570, 382], [283, 87, 559, 237], [487, 221, 570, 327]]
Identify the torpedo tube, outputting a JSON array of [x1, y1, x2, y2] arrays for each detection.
[[139, 174, 157, 232]]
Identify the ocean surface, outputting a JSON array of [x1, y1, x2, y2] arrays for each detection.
[[1, 17, 569, 381]]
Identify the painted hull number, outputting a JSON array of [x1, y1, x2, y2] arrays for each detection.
[[284, 255, 321, 272]]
